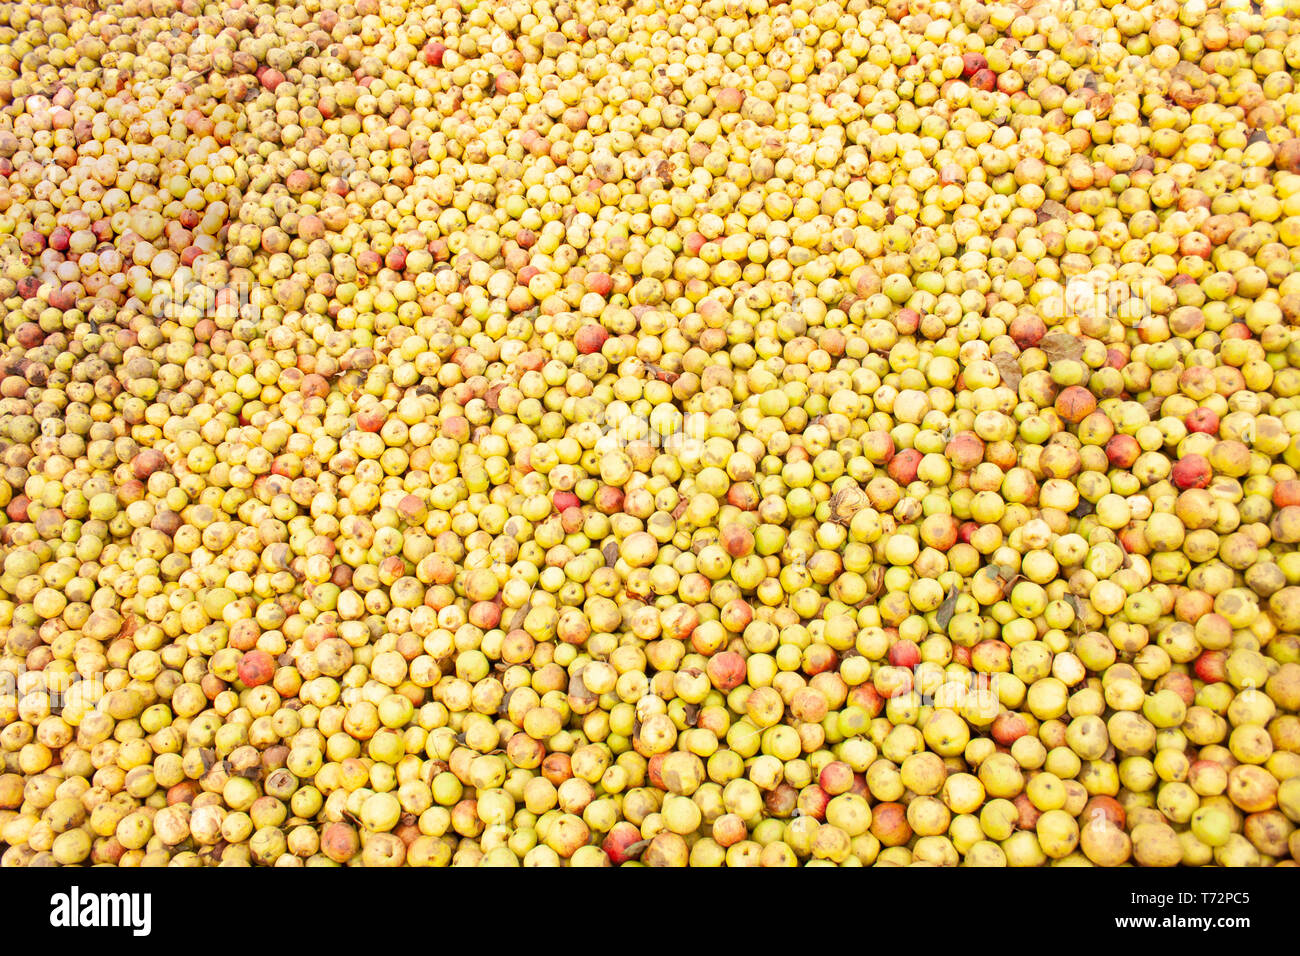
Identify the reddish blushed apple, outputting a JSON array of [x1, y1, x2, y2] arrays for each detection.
[[818, 761, 854, 795], [602, 821, 643, 864], [575, 324, 608, 354], [422, 41, 446, 66], [888, 639, 920, 669], [991, 711, 1029, 746], [238, 650, 276, 687], [552, 490, 580, 512], [870, 802, 912, 847], [1185, 407, 1219, 434], [1105, 434, 1140, 469], [1273, 480, 1300, 508], [887, 448, 923, 484], [1195, 651, 1227, 684], [962, 52, 988, 77], [1172, 453, 1212, 489], [847, 684, 884, 717], [706, 651, 747, 692]]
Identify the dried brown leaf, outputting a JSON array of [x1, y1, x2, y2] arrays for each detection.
[[1064, 593, 1085, 634], [991, 352, 1023, 390], [1039, 332, 1085, 363], [992, 564, 1018, 582], [936, 586, 960, 630], [623, 839, 651, 860]]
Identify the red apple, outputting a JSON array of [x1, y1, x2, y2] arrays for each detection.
[[1195, 651, 1227, 684], [721, 524, 754, 557], [945, 432, 985, 470], [1105, 433, 1140, 469], [870, 802, 912, 847], [991, 711, 1029, 746], [6, 495, 29, 521], [847, 684, 884, 717], [602, 821, 643, 864], [593, 485, 624, 514], [818, 761, 854, 796], [796, 785, 830, 821], [131, 449, 168, 480], [468, 601, 501, 629], [1180, 232, 1212, 259], [962, 52, 988, 77], [422, 41, 446, 66], [803, 644, 838, 675], [888, 639, 920, 669], [575, 324, 608, 354], [560, 506, 584, 533], [1009, 313, 1045, 348], [706, 651, 747, 692], [1185, 407, 1219, 434], [1172, 453, 1212, 490], [320, 822, 360, 863], [584, 272, 613, 296], [1274, 480, 1300, 508], [720, 598, 753, 633], [356, 407, 386, 432], [893, 308, 920, 334], [887, 448, 923, 484], [238, 650, 276, 687]]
